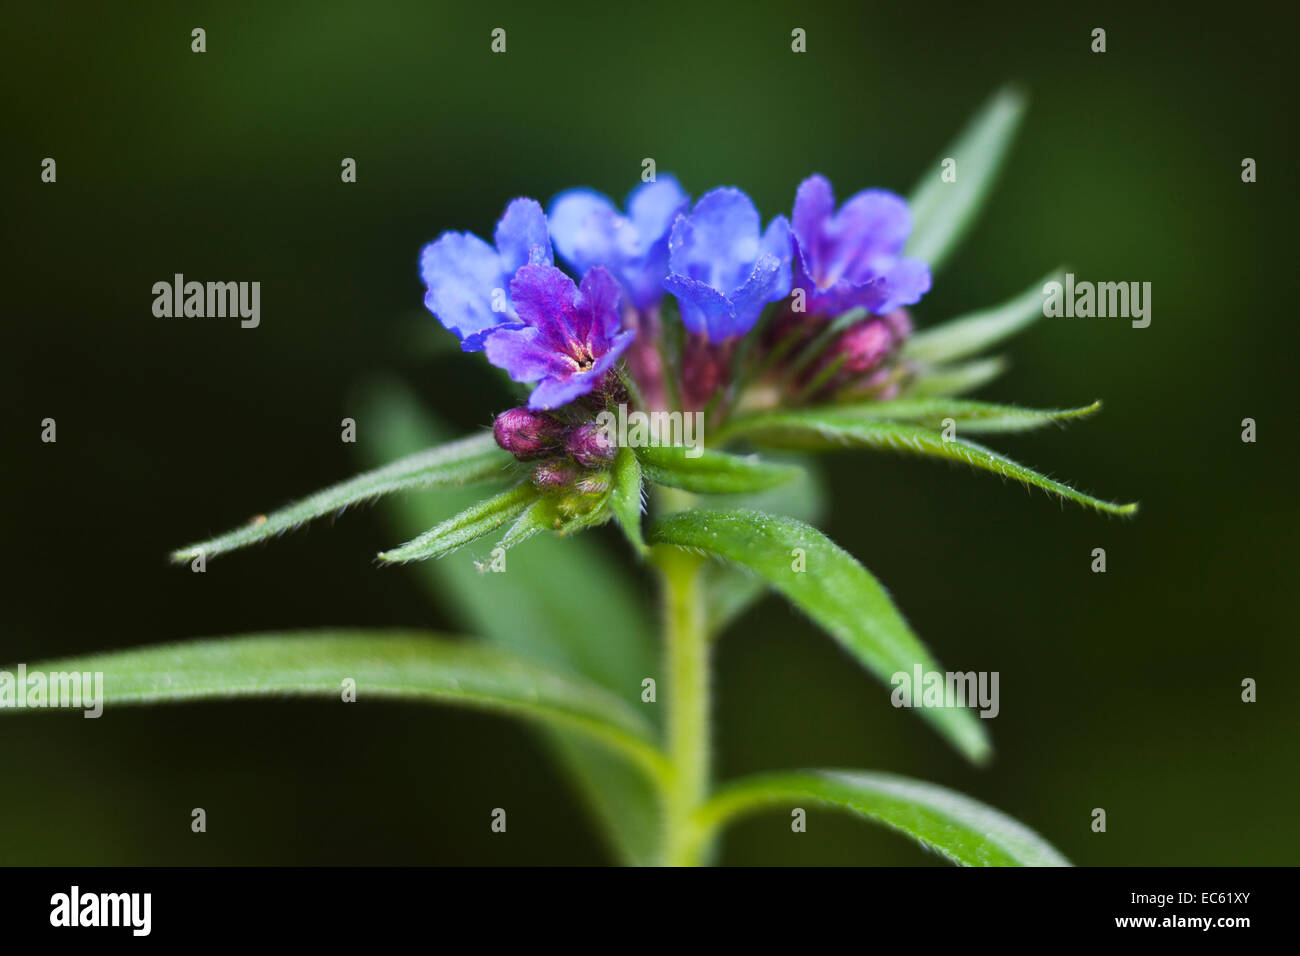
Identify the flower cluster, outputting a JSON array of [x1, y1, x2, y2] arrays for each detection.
[[421, 174, 931, 491]]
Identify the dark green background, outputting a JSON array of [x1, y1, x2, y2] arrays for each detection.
[[4, 0, 1295, 865]]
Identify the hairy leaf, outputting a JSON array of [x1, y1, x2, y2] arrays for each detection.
[[695, 456, 827, 636], [6, 631, 666, 780], [610, 446, 648, 554], [651, 509, 992, 764], [697, 770, 1069, 866], [171, 431, 512, 563], [807, 398, 1103, 434], [639, 445, 800, 495], [377, 483, 538, 563], [905, 270, 1061, 363], [907, 84, 1028, 270], [721, 414, 1137, 516], [905, 356, 1008, 397]]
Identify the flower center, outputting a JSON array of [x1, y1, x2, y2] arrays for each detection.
[[566, 342, 596, 372]]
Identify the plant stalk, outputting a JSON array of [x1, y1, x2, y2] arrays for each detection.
[[653, 526, 710, 866]]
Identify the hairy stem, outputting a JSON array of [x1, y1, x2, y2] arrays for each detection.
[[653, 491, 711, 866]]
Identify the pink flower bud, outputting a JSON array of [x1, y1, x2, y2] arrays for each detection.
[[532, 459, 580, 492], [566, 422, 616, 468], [493, 407, 567, 460]]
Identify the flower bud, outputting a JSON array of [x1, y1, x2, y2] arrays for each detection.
[[680, 333, 735, 411], [532, 458, 580, 492], [835, 318, 895, 375], [573, 472, 612, 497], [796, 309, 911, 401], [556, 470, 613, 520], [493, 407, 567, 460], [830, 309, 910, 373], [566, 422, 616, 468]]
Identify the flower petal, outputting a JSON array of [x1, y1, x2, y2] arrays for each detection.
[[509, 263, 582, 347], [576, 266, 624, 347], [722, 253, 784, 339], [420, 231, 511, 351], [759, 214, 793, 296], [494, 198, 554, 274], [792, 174, 835, 265], [547, 189, 629, 273], [669, 187, 762, 293], [626, 175, 690, 246], [873, 257, 932, 313], [485, 326, 575, 384], [664, 273, 734, 339], [822, 189, 912, 284]]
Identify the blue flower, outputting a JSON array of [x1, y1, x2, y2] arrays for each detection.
[[664, 188, 792, 341], [420, 198, 553, 351], [791, 174, 931, 317], [484, 264, 635, 410], [548, 176, 690, 311]]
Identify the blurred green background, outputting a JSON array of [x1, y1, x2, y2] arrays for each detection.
[[4, 0, 1296, 865]]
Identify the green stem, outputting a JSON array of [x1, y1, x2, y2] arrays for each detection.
[[652, 494, 710, 866]]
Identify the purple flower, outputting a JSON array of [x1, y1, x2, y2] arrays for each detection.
[[664, 188, 793, 341], [485, 264, 635, 410], [791, 174, 931, 317], [420, 198, 553, 351], [548, 176, 690, 311]]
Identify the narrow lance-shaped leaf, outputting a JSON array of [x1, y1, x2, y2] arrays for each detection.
[[721, 415, 1137, 516], [906, 85, 1028, 270], [638, 445, 801, 495], [651, 509, 992, 764], [494, 498, 551, 553], [171, 431, 512, 562], [378, 482, 538, 563], [491, 490, 612, 554], [794, 398, 1103, 434], [696, 771, 1070, 866], [4, 631, 668, 781], [904, 356, 1008, 398], [905, 269, 1062, 364], [609, 446, 648, 554], [695, 455, 828, 637]]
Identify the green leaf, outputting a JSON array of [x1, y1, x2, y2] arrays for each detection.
[[356, 379, 661, 866], [6, 631, 667, 780], [905, 269, 1061, 364], [690, 453, 826, 525], [693, 455, 827, 637], [650, 509, 991, 764], [639, 445, 801, 495], [377, 483, 538, 563], [907, 85, 1028, 270], [171, 431, 512, 563], [720, 414, 1137, 516], [610, 446, 648, 554], [489, 497, 550, 553], [905, 356, 1008, 397], [806, 398, 1103, 434], [696, 770, 1070, 866]]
